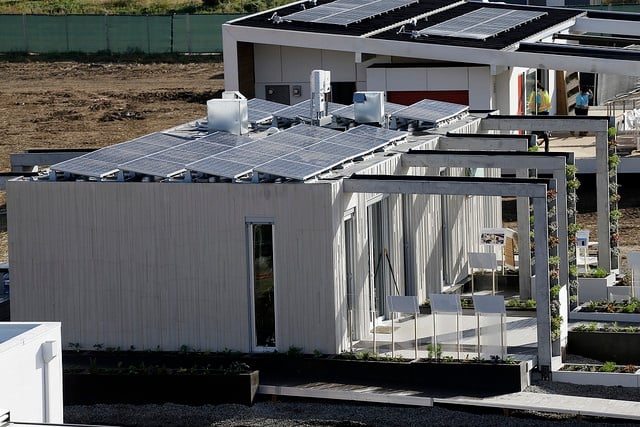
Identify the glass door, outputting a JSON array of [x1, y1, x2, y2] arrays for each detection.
[[249, 222, 276, 350]]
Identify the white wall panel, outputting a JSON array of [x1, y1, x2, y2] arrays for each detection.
[[8, 181, 342, 354], [386, 68, 427, 91], [281, 46, 322, 82], [321, 50, 357, 81], [468, 67, 492, 110], [427, 67, 468, 90], [366, 67, 386, 91], [254, 43, 283, 83]]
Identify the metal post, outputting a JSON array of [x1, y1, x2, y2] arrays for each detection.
[[372, 310, 377, 354], [414, 312, 418, 360], [391, 314, 395, 357]]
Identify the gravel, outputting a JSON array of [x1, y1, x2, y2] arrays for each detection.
[[64, 371, 640, 427]]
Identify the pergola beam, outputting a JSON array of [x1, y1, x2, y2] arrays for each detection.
[[343, 174, 554, 371], [481, 115, 611, 272]]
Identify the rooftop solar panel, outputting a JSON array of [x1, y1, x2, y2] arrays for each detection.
[[261, 131, 319, 148], [212, 147, 278, 165], [247, 98, 288, 124], [51, 157, 120, 178], [84, 147, 140, 164], [418, 8, 546, 40], [150, 149, 212, 164], [198, 132, 253, 147], [305, 141, 369, 158], [119, 157, 186, 178], [285, 123, 342, 139], [284, 0, 418, 26], [132, 132, 191, 148], [392, 99, 468, 124], [273, 99, 347, 121], [254, 158, 326, 181], [114, 140, 168, 156], [187, 157, 254, 179], [346, 124, 408, 142], [282, 149, 346, 167], [326, 130, 390, 152], [240, 140, 294, 157], [332, 101, 407, 121], [171, 140, 231, 156]]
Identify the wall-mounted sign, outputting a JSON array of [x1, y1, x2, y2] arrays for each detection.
[[576, 230, 589, 248]]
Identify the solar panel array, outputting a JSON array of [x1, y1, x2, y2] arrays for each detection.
[[418, 8, 547, 40], [392, 99, 468, 125], [273, 99, 347, 121], [51, 124, 408, 181], [284, 0, 418, 26], [332, 101, 407, 121], [247, 98, 288, 124]]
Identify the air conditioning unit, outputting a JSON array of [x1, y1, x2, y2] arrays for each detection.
[[353, 91, 384, 124], [207, 91, 248, 135]]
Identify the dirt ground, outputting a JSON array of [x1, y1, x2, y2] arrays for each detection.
[[0, 60, 638, 273]]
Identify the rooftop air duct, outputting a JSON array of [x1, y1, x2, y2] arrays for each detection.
[[207, 91, 249, 135]]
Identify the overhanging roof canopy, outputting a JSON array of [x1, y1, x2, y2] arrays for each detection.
[[226, 0, 640, 76]]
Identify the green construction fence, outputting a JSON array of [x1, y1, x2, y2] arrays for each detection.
[[0, 13, 245, 54]]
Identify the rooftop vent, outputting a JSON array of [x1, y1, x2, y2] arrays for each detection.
[[207, 91, 249, 135], [353, 91, 384, 125]]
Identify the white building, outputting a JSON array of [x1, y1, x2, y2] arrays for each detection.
[[0, 322, 63, 424], [222, 0, 640, 114]]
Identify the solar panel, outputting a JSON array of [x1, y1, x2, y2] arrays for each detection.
[[254, 158, 326, 181], [418, 8, 546, 40], [240, 140, 294, 157], [150, 149, 213, 164], [282, 149, 346, 167], [285, 123, 342, 139], [187, 157, 254, 179], [170, 140, 230, 156], [114, 140, 168, 156], [84, 147, 140, 164], [346, 124, 408, 142], [326, 130, 389, 152], [197, 132, 253, 147], [261, 131, 319, 148], [51, 157, 120, 178], [131, 132, 191, 148], [119, 157, 185, 178], [284, 0, 418, 26], [212, 147, 278, 165], [332, 101, 407, 121], [392, 99, 468, 125], [305, 141, 369, 158], [247, 98, 288, 124], [273, 99, 347, 121]]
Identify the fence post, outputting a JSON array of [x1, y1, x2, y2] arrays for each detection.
[[22, 14, 28, 52], [104, 14, 109, 52]]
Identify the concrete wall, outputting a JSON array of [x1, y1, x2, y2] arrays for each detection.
[[0, 322, 63, 423]]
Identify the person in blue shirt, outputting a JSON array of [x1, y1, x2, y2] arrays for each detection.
[[574, 86, 593, 136]]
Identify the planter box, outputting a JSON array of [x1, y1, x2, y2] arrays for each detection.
[[63, 370, 259, 406], [553, 366, 640, 388], [247, 357, 529, 394], [568, 331, 640, 365], [577, 273, 616, 303], [569, 308, 640, 323], [607, 284, 640, 301]]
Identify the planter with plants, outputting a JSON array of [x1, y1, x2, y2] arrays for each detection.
[[253, 350, 529, 394], [554, 361, 640, 387], [568, 322, 640, 365], [577, 268, 616, 303], [64, 359, 259, 405], [570, 297, 640, 322]]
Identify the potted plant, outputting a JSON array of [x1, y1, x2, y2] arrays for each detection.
[[577, 267, 616, 303], [568, 322, 640, 365]]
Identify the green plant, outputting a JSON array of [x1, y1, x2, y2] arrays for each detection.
[[600, 361, 617, 372], [565, 164, 578, 177], [608, 154, 620, 168], [550, 315, 563, 341], [566, 178, 581, 191], [93, 343, 104, 351], [426, 343, 442, 360], [287, 346, 304, 358], [584, 268, 609, 278], [610, 209, 622, 222], [68, 342, 81, 352]]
